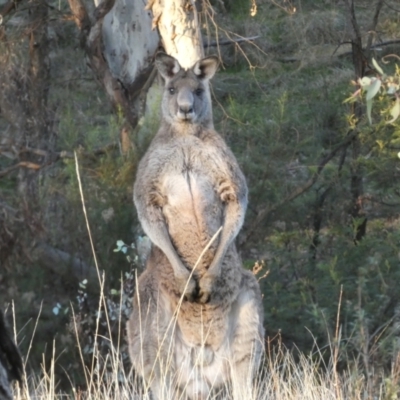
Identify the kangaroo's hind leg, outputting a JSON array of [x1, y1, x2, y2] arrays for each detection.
[[127, 266, 178, 400], [229, 271, 264, 400]]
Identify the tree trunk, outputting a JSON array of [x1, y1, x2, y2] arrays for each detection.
[[149, 0, 215, 127], [151, 0, 204, 68], [0, 0, 52, 266], [343, 0, 368, 242], [68, 0, 160, 130], [19, 0, 51, 202]]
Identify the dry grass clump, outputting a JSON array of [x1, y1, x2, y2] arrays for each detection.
[[11, 333, 400, 400], [8, 284, 400, 400]]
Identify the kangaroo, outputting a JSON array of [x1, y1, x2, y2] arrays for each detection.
[[128, 53, 264, 400], [0, 310, 23, 400]]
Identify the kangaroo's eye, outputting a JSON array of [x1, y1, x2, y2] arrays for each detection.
[[195, 88, 203, 96], [168, 87, 175, 95]]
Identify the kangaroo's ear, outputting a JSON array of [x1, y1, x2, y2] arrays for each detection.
[[192, 56, 219, 81], [155, 52, 181, 81]]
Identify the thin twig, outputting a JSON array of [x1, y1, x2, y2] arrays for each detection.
[[383, 0, 400, 13], [0, 162, 41, 178], [365, 0, 385, 60], [339, 39, 400, 59], [0, 0, 23, 18], [283, 38, 400, 63], [204, 36, 260, 48]]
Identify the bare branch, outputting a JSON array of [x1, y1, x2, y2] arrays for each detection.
[[0, 200, 18, 216], [54, 142, 119, 160], [241, 130, 358, 244], [67, 0, 91, 40], [31, 242, 98, 282], [337, 39, 400, 59], [0, 143, 119, 175], [0, 0, 23, 19], [0, 161, 41, 178], [365, 0, 385, 59], [342, 0, 364, 77], [383, 0, 400, 12], [204, 36, 260, 48]]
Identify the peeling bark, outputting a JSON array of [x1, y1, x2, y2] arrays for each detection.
[[102, 0, 159, 85], [68, 0, 160, 129], [0, 0, 51, 216], [151, 0, 204, 68]]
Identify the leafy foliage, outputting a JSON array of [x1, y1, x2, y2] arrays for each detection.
[[346, 58, 400, 124]]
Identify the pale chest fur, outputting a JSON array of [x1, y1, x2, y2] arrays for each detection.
[[153, 135, 228, 268]]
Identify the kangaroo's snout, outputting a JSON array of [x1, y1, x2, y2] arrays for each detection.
[[177, 90, 195, 120], [179, 106, 194, 114]]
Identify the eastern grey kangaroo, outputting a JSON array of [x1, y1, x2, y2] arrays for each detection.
[[0, 310, 23, 400], [128, 53, 264, 400]]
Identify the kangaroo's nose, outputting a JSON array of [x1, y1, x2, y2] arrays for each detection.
[[178, 89, 194, 116], [179, 106, 193, 114]]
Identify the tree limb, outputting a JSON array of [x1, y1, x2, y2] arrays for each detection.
[[53, 142, 118, 160], [365, 0, 385, 60], [0, 161, 41, 178], [0, 200, 18, 215], [67, 0, 157, 130], [0, 0, 23, 19], [338, 39, 400, 59], [241, 130, 358, 244], [278, 39, 400, 63], [67, 0, 91, 45], [342, 0, 364, 77], [204, 36, 260, 48], [0, 143, 119, 179], [383, 0, 400, 12], [31, 242, 98, 282]]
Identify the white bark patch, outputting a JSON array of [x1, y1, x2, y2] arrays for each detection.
[[102, 0, 159, 85], [152, 0, 204, 69]]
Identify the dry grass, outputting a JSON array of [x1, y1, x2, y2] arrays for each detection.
[[10, 330, 400, 400], [10, 105, 400, 400]]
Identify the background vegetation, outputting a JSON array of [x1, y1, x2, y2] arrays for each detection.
[[1, 0, 400, 397]]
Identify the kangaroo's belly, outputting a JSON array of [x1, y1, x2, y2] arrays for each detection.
[[162, 172, 223, 269]]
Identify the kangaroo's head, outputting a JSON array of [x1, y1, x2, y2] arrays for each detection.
[[155, 52, 219, 128]]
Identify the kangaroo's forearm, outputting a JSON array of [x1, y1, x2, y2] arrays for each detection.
[[141, 217, 188, 278], [207, 199, 246, 273]]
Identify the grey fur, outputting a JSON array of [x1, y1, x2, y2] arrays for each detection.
[[129, 53, 264, 400]]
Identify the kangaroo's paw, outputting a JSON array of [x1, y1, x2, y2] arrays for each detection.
[[197, 271, 218, 304], [219, 180, 237, 203], [176, 270, 197, 302]]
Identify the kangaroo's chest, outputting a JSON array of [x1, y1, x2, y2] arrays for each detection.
[[158, 138, 223, 264], [160, 139, 220, 214]]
